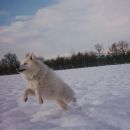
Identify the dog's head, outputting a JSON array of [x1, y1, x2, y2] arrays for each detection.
[[17, 53, 38, 73]]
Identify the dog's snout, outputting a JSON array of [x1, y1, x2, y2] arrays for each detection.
[[17, 64, 26, 72]]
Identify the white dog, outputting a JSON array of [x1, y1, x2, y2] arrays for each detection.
[[17, 53, 76, 110]]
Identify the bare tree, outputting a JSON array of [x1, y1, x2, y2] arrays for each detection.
[[108, 43, 118, 64], [117, 41, 129, 55], [4, 53, 18, 67], [109, 43, 118, 56], [95, 44, 103, 65], [108, 41, 129, 64]]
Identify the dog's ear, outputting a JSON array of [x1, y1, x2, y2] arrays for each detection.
[[25, 53, 30, 57], [29, 53, 36, 60]]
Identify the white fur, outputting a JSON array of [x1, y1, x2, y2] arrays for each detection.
[[19, 53, 76, 110]]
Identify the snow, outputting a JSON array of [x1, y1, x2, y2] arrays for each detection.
[[0, 64, 130, 130]]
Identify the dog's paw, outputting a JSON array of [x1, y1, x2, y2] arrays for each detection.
[[22, 96, 28, 102], [62, 105, 68, 111], [39, 98, 43, 105]]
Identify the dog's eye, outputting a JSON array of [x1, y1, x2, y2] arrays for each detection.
[[24, 63, 27, 65]]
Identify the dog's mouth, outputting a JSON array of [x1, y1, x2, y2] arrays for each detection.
[[16, 64, 27, 73], [17, 68, 26, 73]]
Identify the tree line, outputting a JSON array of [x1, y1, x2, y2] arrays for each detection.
[[45, 41, 130, 69], [0, 41, 130, 75]]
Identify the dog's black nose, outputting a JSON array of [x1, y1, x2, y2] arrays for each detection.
[[16, 64, 20, 69], [16, 64, 20, 72]]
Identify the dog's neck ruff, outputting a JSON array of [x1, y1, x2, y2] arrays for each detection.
[[27, 69, 47, 81]]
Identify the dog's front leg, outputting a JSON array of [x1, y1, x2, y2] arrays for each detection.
[[22, 88, 35, 102], [35, 89, 43, 104]]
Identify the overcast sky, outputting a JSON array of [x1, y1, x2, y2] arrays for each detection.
[[0, 0, 130, 59]]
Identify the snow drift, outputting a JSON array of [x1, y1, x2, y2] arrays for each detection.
[[0, 64, 130, 130]]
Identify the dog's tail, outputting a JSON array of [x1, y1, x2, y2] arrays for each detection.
[[72, 97, 77, 103]]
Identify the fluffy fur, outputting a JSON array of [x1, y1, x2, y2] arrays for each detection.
[[18, 53, 76, 110]]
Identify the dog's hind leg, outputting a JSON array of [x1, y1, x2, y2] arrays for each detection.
[[57, 99, 68, 110]]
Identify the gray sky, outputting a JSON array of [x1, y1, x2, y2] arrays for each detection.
[[0, 0, 130, 59]]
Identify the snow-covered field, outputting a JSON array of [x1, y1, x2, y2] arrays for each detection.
[[0, 64, 130, 130]]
